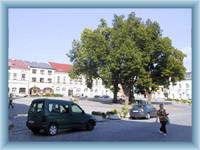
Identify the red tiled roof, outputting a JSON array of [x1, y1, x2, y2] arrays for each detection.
[[48, 62, 72, 72], [8, 59, 28, 69]]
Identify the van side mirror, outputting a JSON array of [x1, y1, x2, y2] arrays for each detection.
[[82, 110, 85, 114]]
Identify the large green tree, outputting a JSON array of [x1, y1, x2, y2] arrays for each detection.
[[67, 12, 186, 103]]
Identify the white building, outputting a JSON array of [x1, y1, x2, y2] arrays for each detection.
[[8, 59, 29, 97], [24, 61, 55, 96], [48, 62, 113, 98], [167, 72, 192, 100], [10, 59, 192, 100]]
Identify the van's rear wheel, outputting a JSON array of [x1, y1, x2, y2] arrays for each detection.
[[48, 124, 58, 136], [86, 121, 94, 131], [31, 129, 40, 134]]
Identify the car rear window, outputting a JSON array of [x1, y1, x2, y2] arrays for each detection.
[[30, 101, 44, 113], [132, 105, 143, 109]]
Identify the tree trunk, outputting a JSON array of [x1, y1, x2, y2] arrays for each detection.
[[147, 91, 152, 103], [113, 84, 118, 103], [128, 89, 134, 104]]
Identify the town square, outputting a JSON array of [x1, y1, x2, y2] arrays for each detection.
[[7, 8, 192, 142]]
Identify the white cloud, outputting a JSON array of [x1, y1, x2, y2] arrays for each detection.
[[181, 46, 192, 72]]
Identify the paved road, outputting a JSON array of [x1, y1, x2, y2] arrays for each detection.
[[9, 97, 192, 141]]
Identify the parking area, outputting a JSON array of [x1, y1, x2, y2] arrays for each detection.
[[9, 97, 192, 141]]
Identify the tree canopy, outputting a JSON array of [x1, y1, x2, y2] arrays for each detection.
[[67, 12, 186, 103]]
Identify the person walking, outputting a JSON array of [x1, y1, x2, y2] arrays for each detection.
[[156, 103, 169, 136], [9, 93, 14, 109]]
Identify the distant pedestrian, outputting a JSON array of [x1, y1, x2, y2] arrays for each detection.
[[156, 103, 169, 135], [9, 93, 14, 109]]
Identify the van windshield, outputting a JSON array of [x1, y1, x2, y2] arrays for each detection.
[[29, 101, 44, 113]]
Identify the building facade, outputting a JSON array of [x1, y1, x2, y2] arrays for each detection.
[[8, 59, 113, 98], [8, 59, 191, 100], [24, 61, 55, 96], [8, 59, 29, 96], [167, 72, 192, 100]]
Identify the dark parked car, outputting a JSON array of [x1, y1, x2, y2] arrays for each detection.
[[26, 99, 96, 136], [129, 104, 157, 119], [133, 99, 148, 105]]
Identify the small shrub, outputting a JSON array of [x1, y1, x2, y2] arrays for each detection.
[[120, 104, 129, 118], [44, 93, 52, 97], [52, 94, 63, 97], [92, 111, 106, 118], [106, 109, 118, 115]]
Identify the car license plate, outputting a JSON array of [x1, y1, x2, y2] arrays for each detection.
[[133, 110, 139, 112], [29, 120, 34, 124]]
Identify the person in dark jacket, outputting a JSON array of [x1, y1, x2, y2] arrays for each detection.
[[156, 103, 169, 135], [9, 93, 14, 109]]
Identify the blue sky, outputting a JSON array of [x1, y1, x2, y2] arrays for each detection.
[[9, 8, 191, 71]]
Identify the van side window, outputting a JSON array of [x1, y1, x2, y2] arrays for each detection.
[[60, 105, 69, 113], [48, 103, 60, 113], [71, 105, 82, 113]]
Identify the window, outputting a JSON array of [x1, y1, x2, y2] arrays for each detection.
[[19, 88, 26, 93], [8, 73, 11, 80], [48, 70, 52, 75], [32, 69, 37, 74], [63, 77, 66, 84], [32, 77, 36, 82], [13, 73, 17, 80], [56, 87, 60, 92], [48, 103, 59, 113], [60, 104, 69, 113], [40, 70, 44, 75], [30, 101, 44, 113], [21, 74, 26, 80], [48, 78, 52, 83], [62, 87, 66, 91], [37, 102, 44, 112], [57, 76, 60, 83], [75, 80, 78, 85], [71, 105, 82, 113], [186, 83, 190, 89], [40, 78, 44, 83], [70, 79, 73, 84], [179, 84, 182, 88], [12, 87, 17, 92], [30, 103, 37, 112]]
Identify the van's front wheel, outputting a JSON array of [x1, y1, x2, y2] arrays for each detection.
[[86, 121, 94, 131], [48, 124, 58, 136]]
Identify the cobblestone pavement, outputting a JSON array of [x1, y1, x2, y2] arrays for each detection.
[[9, 97, 192, 141]]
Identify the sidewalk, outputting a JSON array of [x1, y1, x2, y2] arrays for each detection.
[[9, 120, 14, 129], [9, 108, 14, 129]]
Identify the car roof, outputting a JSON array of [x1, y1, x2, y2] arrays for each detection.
[[31, 98, 74, 105]]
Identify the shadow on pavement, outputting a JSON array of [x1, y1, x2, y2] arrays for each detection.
[[9, 101, 192, 142]]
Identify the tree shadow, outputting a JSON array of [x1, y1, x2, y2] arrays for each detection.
[[9, 101, 192, 142]]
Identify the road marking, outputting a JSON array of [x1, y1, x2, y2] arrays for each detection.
[[13, 114, 27, 118]]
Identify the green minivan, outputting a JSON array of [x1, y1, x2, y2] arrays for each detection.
[[26, 99, 96, 136]]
